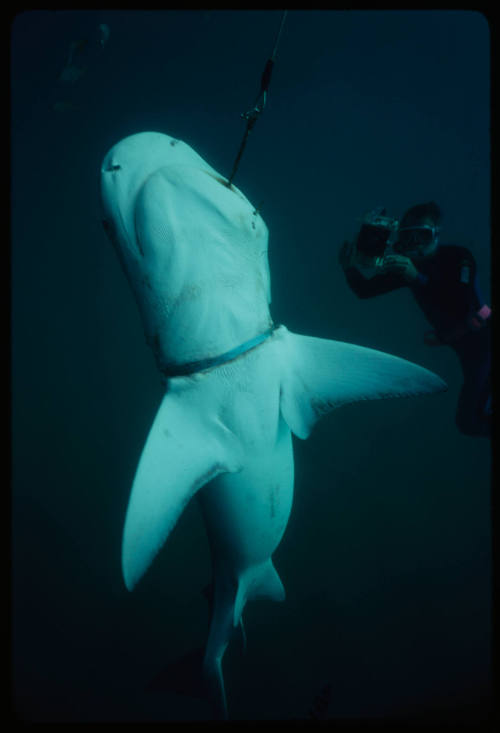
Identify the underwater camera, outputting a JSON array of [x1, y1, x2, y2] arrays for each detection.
[[356, 207, 399, 266]]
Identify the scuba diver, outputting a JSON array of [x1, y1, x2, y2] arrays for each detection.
[[339, 202, 491, 437]]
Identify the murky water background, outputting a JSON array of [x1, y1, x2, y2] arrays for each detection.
[[11, 10, 491, 722]]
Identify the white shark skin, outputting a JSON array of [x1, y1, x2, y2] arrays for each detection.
[[100, 131, 447, 719]]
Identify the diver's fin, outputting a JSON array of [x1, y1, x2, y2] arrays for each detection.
[[122, 384, 243, 591], [279, 328, 447, 439]]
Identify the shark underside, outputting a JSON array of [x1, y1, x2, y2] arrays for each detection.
[[100, 131, 447, 718]]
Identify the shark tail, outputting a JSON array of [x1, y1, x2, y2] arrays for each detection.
[[277, 327, 447, 439], [202, 559, 285, 719], [201, 584, 236, 720]]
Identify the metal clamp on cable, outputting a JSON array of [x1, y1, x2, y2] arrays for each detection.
[[227, 11, 287, 188]]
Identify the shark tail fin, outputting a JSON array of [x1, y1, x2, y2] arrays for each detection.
[[278, 327, 447, 439], [203, 583, 247, 654], [202, 586, 238, 720], [202, 560, 284, 719]]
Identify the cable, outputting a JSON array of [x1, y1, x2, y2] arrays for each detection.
[[226, 11, 288, 188]]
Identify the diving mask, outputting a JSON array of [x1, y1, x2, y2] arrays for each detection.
[[395, 224, 440, 256]]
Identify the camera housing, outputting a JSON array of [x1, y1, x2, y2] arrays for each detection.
[[356, 208, 399, 264]]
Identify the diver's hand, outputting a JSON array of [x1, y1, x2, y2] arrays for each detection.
[[339, 240, 356, 269], [380, 254, 418, 282]]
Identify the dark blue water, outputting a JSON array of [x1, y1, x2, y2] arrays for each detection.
[[11, 10, 492, 722]]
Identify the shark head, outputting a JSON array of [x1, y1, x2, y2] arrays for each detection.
[[100, 131, 260, 252], [100, 131, 247, 228], [100, 131, 272, 369]]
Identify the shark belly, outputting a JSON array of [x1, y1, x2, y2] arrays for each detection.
[[197, 339, 295, 577], [100, 131, 448, 720]]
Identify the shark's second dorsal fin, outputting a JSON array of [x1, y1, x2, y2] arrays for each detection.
[[278, 327, 447, 440], [233, 559, 285, 627]]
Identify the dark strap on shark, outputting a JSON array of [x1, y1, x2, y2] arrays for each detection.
[[226, 11, 288, 187], [161, 325, 278, 378]]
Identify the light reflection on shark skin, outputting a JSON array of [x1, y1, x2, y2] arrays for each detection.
[[100, 131, 447, 719]]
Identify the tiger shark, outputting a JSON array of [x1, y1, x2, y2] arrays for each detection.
[[100, 131, 446, 719]]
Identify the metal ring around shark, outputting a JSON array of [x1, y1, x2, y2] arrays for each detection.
[[161, 325, 279, 378]]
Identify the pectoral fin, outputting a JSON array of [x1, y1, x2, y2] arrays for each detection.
[[279, 328, 447, 439], [122, 383, 243, 591]]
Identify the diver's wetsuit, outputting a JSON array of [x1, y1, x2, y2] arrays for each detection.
[[344, 244, 491, 437]]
